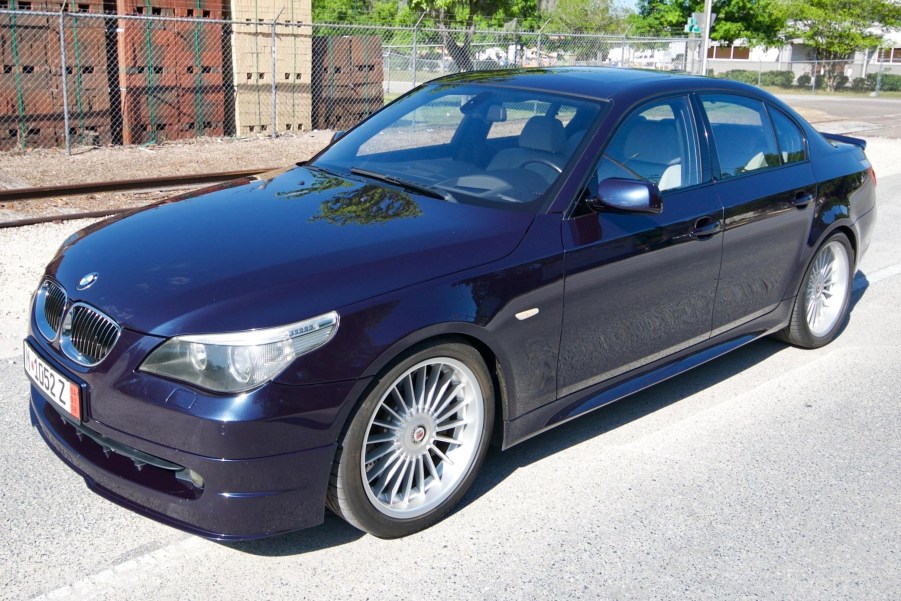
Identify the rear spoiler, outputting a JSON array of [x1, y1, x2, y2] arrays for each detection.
[[821, 132, 867, 150]]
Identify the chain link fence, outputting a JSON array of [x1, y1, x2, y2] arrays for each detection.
[[709, 57, 901, 94], [1, 8, 694, 153]]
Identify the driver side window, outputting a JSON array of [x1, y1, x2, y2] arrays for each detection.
[[596, 97, 700, 192]]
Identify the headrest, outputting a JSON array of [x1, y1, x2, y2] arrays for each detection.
[[519, 116, 566, 153]]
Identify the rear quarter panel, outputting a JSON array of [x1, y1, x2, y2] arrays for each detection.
[[806, 131, 876, 271]]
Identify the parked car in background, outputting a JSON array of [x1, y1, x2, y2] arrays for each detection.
[[25, 67, 876, 539]]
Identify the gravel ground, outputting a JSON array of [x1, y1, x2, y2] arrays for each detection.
[[0, 131, 333, 220]]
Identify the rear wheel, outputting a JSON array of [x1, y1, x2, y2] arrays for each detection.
[[778, 233, 854, 348], [327, 342, 494, 538]]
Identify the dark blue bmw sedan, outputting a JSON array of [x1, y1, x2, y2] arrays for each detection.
[[25, 68, 876, 539]]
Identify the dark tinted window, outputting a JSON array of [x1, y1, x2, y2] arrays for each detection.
[[769, 108, 807, 164], [596, 96, 700, 191], [702, 94, 780, 178]]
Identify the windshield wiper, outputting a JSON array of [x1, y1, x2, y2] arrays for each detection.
[[303, 164, 345, 178], [350, 168, 451, 201]]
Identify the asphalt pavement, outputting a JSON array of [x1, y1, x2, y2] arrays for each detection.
[[1, 105, 900, 600], [779, 94, 901, 139]]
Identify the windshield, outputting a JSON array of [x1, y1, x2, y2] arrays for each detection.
[[312, 83, 607, 210]]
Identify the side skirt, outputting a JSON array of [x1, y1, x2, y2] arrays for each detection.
[[501, 298, 793, 450]]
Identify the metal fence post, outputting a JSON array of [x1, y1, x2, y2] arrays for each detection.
[[271, 14, 280, 140], [412, 27, 418, 88], [812, 59, 817, 93], [59, 11, 72, 156], [412, 13, 424, 89], [875, 49, 885, 97]]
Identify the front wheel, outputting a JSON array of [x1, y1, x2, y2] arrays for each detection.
[[778, 233, 854, 348], [327, 342, 494, 538]]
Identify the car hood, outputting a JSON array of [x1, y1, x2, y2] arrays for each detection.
[[47, 166, 534, 337]]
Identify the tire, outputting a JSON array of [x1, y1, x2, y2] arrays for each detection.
[[326, 341, 494, 538], [777, 232, 854, 349]]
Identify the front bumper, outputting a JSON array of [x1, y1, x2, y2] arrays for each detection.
[[24, 322, 369, 540], [31, 388, 337, 539]]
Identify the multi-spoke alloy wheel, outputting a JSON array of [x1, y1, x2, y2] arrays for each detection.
[[804, 239, 851, 337], [327, 342, 493, 538], [362, 357, 484, 519], [779, 233, 854, 349]]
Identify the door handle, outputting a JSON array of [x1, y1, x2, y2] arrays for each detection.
[[793, 191, 814, 208], [690, 218, 722, 239]]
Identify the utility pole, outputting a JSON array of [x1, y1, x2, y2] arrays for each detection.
[[700, 0, 713, 76]]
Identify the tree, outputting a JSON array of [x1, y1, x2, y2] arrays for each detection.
[[629, 0, 786, 46], [783, 0, 901, 90], [545, 0, 630, 34], [409, 0, 540, 71], [313, 0, 406, 26]]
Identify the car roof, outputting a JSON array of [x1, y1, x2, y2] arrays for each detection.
[[429, 66, 807, 112], [429, 67, 706, 100]]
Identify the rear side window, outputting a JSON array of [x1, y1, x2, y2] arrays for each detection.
[[769, 108, 807, 164], [701, 94, 780, 178]]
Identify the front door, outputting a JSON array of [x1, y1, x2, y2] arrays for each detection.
[[558, 96, 724, 397]]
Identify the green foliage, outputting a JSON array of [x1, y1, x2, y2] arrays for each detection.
[[851, 77, 871, 92], [796, 72, 826, 90], [629, 0, 786, 45], [313, 0, 376, 25], [408, 0, 541, 30], [760, 70, 793, 87], [866, 72, 901, 92], [718, 69, 758, 84], [720, 70, 794, 87], [783, 0, 901, 61], [628, 0, 691, 35], [546, 0, 630, 34]]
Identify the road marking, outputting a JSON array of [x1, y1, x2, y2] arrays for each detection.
[[855, 263, 901, 291], [33, 537, 207, 599]]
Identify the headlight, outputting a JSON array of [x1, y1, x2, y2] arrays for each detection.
[[140, 311, 339, 393]]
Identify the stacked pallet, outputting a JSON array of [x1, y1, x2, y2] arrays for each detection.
[[0, 0, 112, 151], [311, 35, 382, 130], [230, 0, 311, 136], [116, 0, 227, 144], [1, 0, 322, 149]]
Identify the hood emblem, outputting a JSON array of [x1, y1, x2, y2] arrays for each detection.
[[76, 272, 100, 290]]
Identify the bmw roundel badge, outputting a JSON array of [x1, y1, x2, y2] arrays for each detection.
[[76, 272, 100, 290]]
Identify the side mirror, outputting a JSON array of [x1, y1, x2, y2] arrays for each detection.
[[330, 130, 346, 144], [586, 178, 663, 214]]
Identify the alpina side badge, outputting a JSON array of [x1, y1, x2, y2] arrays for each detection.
[[76, 272, 99, 290]]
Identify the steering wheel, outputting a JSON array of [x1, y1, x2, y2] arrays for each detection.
[[518, 158, 563, 174]]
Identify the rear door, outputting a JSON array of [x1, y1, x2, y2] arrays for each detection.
[[558, 95, 723, 397], [699, 94, 817, 334]]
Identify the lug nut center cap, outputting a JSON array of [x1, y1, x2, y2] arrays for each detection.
[[411, 425, 427, 445]]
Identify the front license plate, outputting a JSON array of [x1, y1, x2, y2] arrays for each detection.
[[24, 342, 81, 420]]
